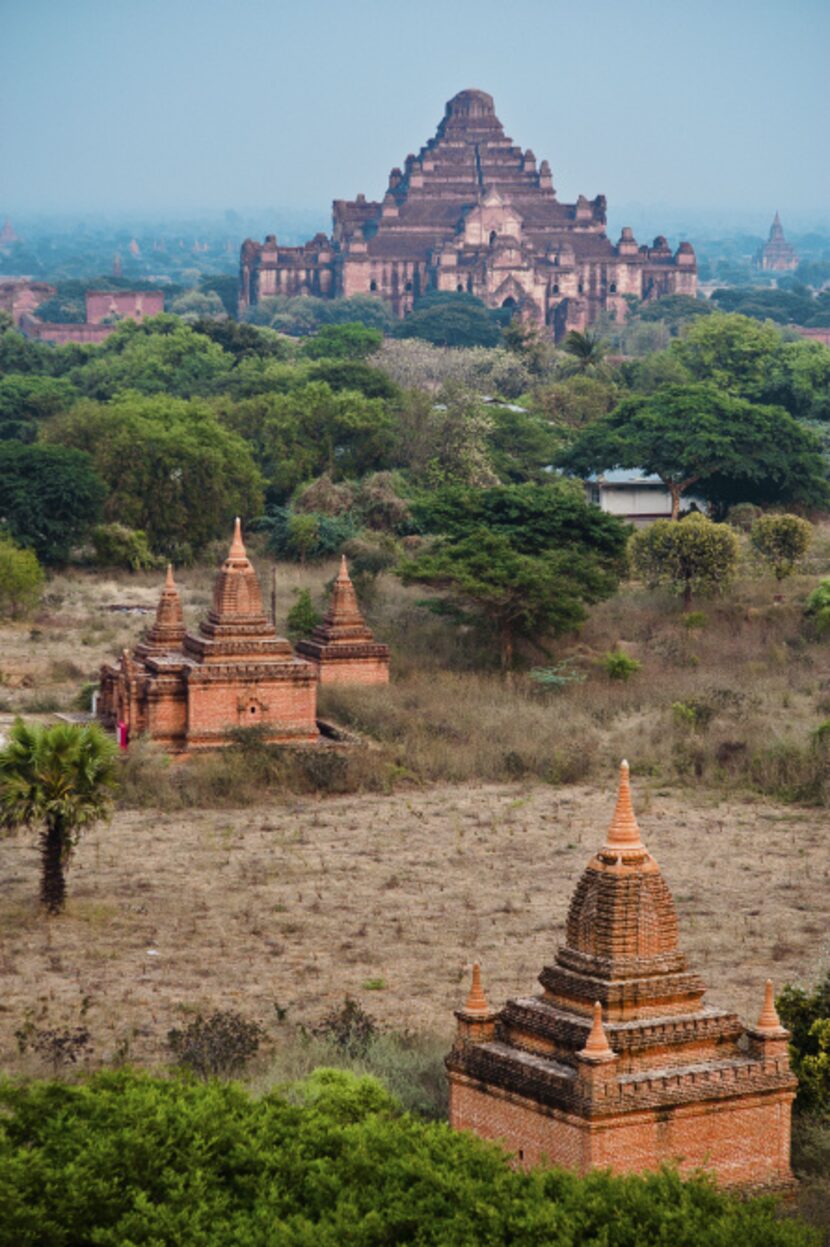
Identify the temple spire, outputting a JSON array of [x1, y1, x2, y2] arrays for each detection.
[[756, 979, 785, 1033], [228, 516, 247, 561], [464, 962, 490, 1015], [580, 1001, 614, 1059], [165, 563, 175, 591], [603, 760, 645, 855]]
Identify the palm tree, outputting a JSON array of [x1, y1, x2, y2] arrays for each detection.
[[0, 720, 118, 914], [562, 329, 608, 373]]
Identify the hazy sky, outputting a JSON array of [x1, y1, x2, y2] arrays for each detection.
[[2, 0, 828, 229]]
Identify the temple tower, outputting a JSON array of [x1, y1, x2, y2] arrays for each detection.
[[295, 556, 390, 684], [447, 762, 796, 1191]]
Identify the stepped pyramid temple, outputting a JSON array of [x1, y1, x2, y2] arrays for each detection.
[[754, 212, 798, 273], [296, 555, 390, 684], [99, 524, 388, 752], [447, 762, 795, 1191], [239, 89, 696, 339]]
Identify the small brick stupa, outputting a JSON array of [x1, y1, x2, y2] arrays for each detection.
[[295, 555, 390, 684], [99, 521, 319, 752], [447, 762, 796, 1191]]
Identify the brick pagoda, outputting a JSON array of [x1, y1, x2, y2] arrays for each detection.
[[296, 556, 389, 685], [99, 520, 319, 752], [754, 213, 798, 273], [447, 762, 796, 1191], [240, 89, 696, 340]]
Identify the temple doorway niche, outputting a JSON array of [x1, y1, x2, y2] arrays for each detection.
[[501, 296, 517, 309]]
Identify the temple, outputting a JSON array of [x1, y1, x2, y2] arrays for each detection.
[[98, 521, 319, 752], [754, 212, 798, 272], [446, 762, 796, 1191], [295, 556, 390, 684], [239, 89, 696, 339]]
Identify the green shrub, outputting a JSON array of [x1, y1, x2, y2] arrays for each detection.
[[682, 610, 707, 630], [286, 588, 322, 640], [601, 650, 641, 681], [0, 1069, 817, 1246], [91, 522, 162, 572], [629, 513, 740, 609], [0, 536, 44, 619], [750, 514, 813, 581], [804, 579, 830, 638], [778, 971, 830, 1113], [257, 506, 357, 562]]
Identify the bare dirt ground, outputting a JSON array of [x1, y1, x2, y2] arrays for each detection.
[[2, 779, 828, 1075]]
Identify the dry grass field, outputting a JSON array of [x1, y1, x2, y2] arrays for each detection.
[[1, 778, 828, 1076], [1, 543, 830, 1081]]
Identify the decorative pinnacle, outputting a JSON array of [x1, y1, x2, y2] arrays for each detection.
[[756, 979, 784, 1032], [228, 516, 247, 560], [337, 554, 350, 581], [581, 1001, 614, 1057], [464, 962, 490, 1015], [603, 760, 645, 854], [164, 563, 175, 591]]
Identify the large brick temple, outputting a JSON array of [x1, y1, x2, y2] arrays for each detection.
[[239, 89, 696, 338], [447, 762, 796, 1191]]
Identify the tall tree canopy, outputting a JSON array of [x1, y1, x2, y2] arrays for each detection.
[[45, 394, 263, 557], [0, 441, 105, 562], [557, 383, 829, 518]]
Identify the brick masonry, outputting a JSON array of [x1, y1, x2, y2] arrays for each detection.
[[446, 763, 796, 1192]]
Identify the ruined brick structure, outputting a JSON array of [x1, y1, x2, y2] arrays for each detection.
[[0, 278, 56, 325], [447, 762, 796, 1191], [754, 213, 798, 273], [21, 288, 164, 345], [98, 522, 319, 752], [296, 556, 390, 685], [240, 89, 696, 339]]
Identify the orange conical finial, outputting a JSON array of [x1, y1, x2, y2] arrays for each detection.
[[581, 1001, 614, 1057], [604, 760, 645, 854], [228, 516, 247, 561], [338, 554, 350, 581], [464, 962, 490, 1015], [756, 979, 784, 1032], [165, 563, 176, 591]]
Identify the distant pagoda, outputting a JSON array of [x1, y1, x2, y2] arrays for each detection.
[[754, 212, 798, 272], [447, 762, 796, 1192], [296, 556, 390, 684]]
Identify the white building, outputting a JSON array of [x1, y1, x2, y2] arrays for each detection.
[[585, 469, 708, 526]]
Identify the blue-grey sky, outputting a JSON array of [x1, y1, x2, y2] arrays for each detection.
[[2, 0, 828, 229]]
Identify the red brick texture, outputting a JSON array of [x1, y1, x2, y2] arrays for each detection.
[[446, 763, 796, 1192]]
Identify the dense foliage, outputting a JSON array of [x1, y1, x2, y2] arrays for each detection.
[[0, 1069, 816, 1247], [0, 440, 106, 562], [629, 513, 741, 608], [778, 972, 830, 1113]]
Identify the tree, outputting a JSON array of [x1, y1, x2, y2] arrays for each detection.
[[0, 441, 106, 563], [629, 513, 740, 609], [307, 358, 401, 400], [0, 374, 77, 441], [0, 720, 117, 914], [761, 339, 830, 422], [557, 383, 830, 519], [394, 385, 497, 488], [218, 382, 395, 502], [750, 514, 813, 582], [45, 395, 263, 558], [396, 293, 501, 348], [561, 329, 608, 373], [69, 315, 232, 399], [670, 313, 781, 400], [189, 318, 295, 363], [300, 322, 383, 361], [286, 588, 322, 640], [531, 375, 619, 428], [401, 528, 621, 671], [0, 537, 44, 618]]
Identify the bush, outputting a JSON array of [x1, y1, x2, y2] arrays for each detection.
[[751, 514, 813, 581], [804, 579, 830, 638], [0, 1069, 817, 1246], [286, 588, 321, 640], [601, 650, 642, 681], [257, 506, 357, 562], [777, 971, 830, 1113], [0, 537, 44, 619], [91, 523, 161, 572], [166, 1010, 265, 1079], [629, 513, 741, 609]]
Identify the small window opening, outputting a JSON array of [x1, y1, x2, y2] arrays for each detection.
[[369, 280, 378, 292], [405, 280, 413, 292], [489, 230, 497, 245], [552, 283, 559, 294], [609, 282, 617, 293]]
